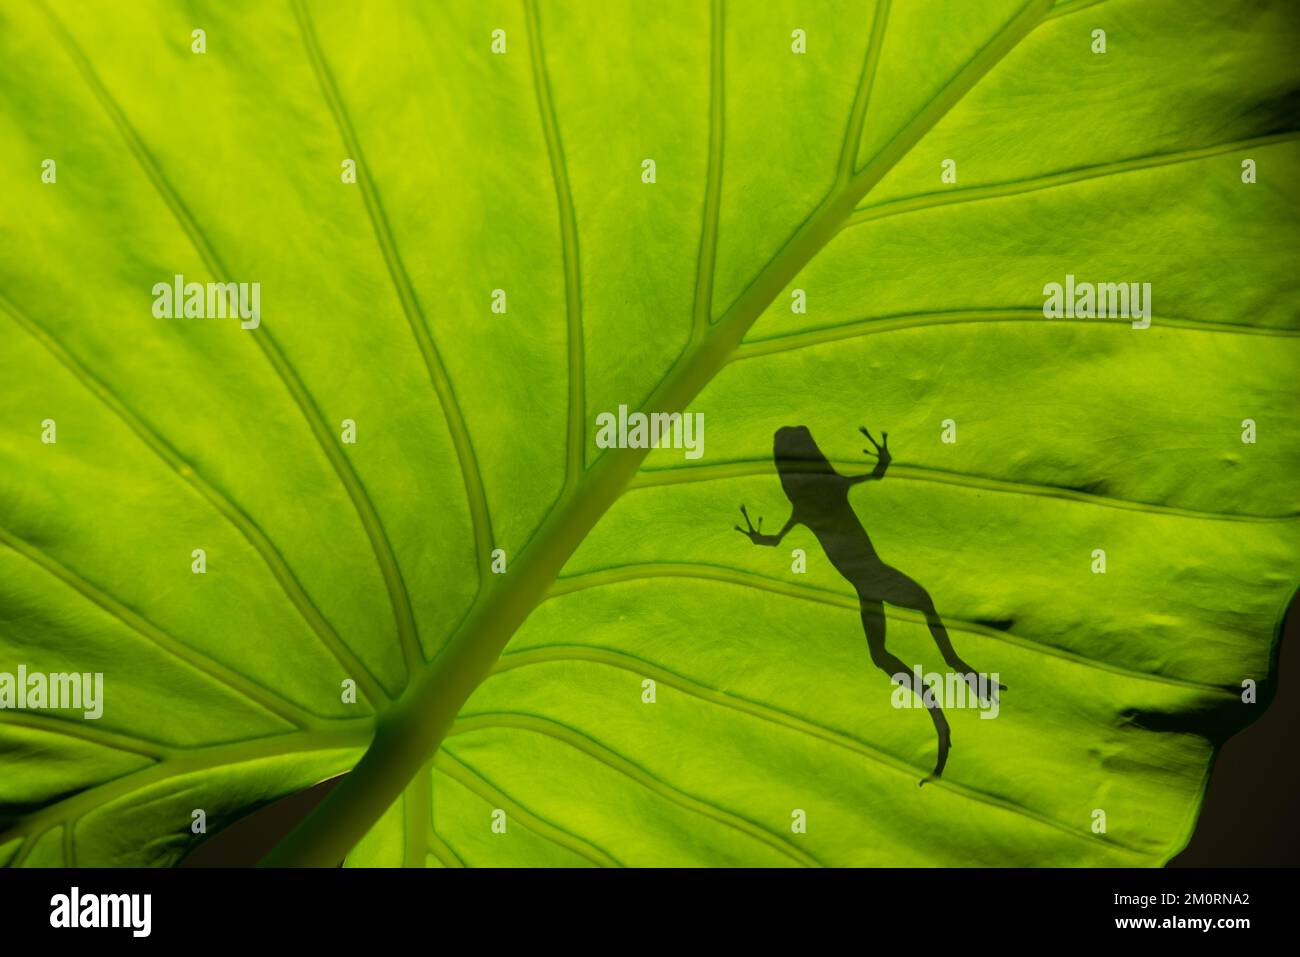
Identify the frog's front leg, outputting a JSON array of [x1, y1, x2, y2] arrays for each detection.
[[735, 505, 796, 546]]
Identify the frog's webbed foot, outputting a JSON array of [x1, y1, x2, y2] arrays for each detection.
[[860, 426, 891, 466], [734, 504, 766, 544], [960, 670, 1006, 705]]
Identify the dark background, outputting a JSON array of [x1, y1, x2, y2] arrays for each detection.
[[186, 597, 1299, 867], [1170, 594, 1298, 866]]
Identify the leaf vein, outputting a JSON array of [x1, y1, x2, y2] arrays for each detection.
[[837, 0, 891, 183], [1044, 0, 1114, 21], [293, 0, 484, 667], [525, 0, 587, 491], [632, 452, 1299, 524], [736, 307, 1300, 362], [436, 749, 620, 867], [0, 524, 320, 727], [547, 563, 1240, 693], [0, 725, 371, 857], [450, 711, 822, 867], [0, 713, 169, 760], [0, 292, 390, 705], [491, 644, 1150, 858], [425, 824, 465, 868], [843, 132, 1300, 231], [40, 0, 423, 684], [691, 0, 727, 339]]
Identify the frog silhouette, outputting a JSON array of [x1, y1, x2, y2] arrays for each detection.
[[735, 424, 1004, 785]]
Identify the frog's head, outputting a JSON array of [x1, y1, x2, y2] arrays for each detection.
[[773, 425, 832, 478]]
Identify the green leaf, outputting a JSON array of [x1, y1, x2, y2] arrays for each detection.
[[2, 0, 1297, 868]]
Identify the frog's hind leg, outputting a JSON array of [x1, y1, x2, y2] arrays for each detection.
[[880, 567, 1005, 703], [860, 598, 950, 785]]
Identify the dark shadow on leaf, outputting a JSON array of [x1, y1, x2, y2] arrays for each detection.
[[181, 774, 345, 867]]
